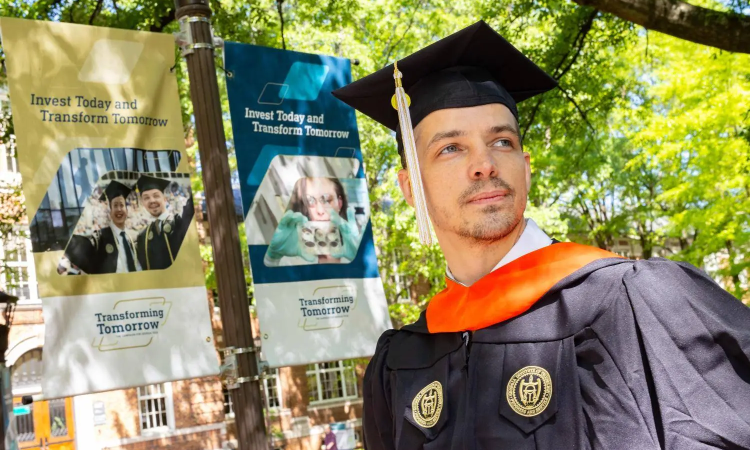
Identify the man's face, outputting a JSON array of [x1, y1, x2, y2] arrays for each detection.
[[141, 189, 166, 217], [305, 178, 342, 221], [398, 103, 531, 243], [109, 196, 128, 228]]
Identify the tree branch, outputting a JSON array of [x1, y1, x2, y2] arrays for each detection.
[[571, 0, 750, 53], [381, 0, 425, 66], [551, 10, 599, 79], [88, 0, 103, 25], [276, 0, 286, 50], [521, 9, 598, 138], [557, 85, 596, 133], [149, 7, 175, 33]]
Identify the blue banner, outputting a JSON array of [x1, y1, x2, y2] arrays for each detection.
[[225, 43, 390, 367]]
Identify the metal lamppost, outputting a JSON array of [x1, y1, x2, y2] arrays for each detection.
[[172, 1, 268, 448]]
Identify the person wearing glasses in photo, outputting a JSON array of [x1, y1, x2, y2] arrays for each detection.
[[264, 177, 360, 266]]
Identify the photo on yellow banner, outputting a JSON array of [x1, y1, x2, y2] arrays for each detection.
[[58, 170, 194, 275]]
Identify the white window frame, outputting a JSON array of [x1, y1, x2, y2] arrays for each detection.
[[222, 385, 235, 420], [262, 368, 282, 410], [0, 141, 18, 174], [136, 382, 175, 435], [307, 360, 358, 405], [0, 231, 39, 304]]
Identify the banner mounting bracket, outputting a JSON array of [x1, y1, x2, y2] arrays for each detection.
[[174, 16, 224, 56]]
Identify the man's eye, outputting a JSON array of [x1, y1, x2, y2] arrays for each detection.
[[439, 144, 459, 154], [493, 139, 512, 147]]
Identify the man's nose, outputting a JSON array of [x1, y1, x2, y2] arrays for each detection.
[[468, 146, 499, 180]]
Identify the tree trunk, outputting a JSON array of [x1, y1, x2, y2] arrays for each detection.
[[571, 0, 750, 54]]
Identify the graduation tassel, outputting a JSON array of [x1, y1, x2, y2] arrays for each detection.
[[392, 61, 433, 246]]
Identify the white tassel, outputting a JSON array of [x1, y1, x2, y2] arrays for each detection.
[[393, 62, 432, 246]]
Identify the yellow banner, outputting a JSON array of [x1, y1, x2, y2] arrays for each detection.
[[1, 18, 218, 398]]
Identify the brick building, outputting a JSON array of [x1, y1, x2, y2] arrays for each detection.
[[2, 239, 366, 450]]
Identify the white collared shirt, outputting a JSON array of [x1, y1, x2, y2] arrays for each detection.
[[446, 218, 552, 286], [110, 223, 142, 273]]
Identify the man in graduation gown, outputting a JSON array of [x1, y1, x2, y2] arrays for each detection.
[[135, 175, 194, 270], [91, 180, 141, 274], [332, 21, 750, 449]]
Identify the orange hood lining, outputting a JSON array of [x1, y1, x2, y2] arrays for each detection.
[[425, 243, 622, 333]]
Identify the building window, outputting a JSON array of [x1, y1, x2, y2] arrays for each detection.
[[307, 360, 358, 404], [0, 234, 37, 302], [0, 142, 18, 173], [136, 383, 174, 433], [14, 401, 34, 442], [223, 386, 234, 419], [262, 368, 282, 410], [11, 349, 43, 395], [48, 398, 69, 437]]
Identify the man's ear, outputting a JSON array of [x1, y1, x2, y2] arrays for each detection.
[[523, 151, 532, 193], [397, 169, 415, 208]]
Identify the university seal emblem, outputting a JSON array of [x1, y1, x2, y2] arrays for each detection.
[[105, 244, 114, 254], [506, 366, 552, 417], [163, 222, 172, 233], [412, 381, 443, 428]]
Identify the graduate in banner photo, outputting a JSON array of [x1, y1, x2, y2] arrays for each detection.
[[332, 21, 750, 449], [264, 177, 361, 267], [135, 175, 194, 271], [91, 181, 141, 274], [59, 180, 141, 275]]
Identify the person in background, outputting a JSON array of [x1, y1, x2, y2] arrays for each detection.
[[322, 424, 338, 450]]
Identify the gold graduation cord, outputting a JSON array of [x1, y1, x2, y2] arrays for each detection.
[[163, 229, 175, 264], [144, 221, 175, 270], [393, 61, 432, 245], [145, 223, 153, 270]]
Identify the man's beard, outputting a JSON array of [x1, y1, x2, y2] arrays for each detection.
[[430, 178, 522, 242]]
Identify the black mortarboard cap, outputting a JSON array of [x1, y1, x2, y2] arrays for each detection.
[[64, 235, 96, 274], [99, 180, 132, 202], [136, 175, 171, 194], [332, 20, 557, 131]]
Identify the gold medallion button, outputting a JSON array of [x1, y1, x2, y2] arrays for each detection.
[[148, 231, 154, 240], [412, 381, 443, 428], [105, 244, 114, 254], [506, 366, 552, 417], [163, 222, 172, 233]]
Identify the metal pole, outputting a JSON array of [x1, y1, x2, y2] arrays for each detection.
[[172, 1, 268, 448]]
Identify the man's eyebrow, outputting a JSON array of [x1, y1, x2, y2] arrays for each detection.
[[489, 124, 520, 138], [422, 129, 467, 149]]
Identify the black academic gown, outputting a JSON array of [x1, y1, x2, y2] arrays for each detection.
[[136, 197, 194, 271], [363, 257, 750, 449], [92, 227, 137, 274]]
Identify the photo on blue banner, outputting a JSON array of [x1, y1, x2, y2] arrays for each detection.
[[225, 43, 391, 368]]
